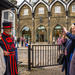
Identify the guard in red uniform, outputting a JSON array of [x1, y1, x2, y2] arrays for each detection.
[[0, 22, 18, 75]]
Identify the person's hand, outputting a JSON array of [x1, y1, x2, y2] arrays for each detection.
[[65, 49, 67, 56], [63, 27, 68, 34], [4, 51, 10, 56]]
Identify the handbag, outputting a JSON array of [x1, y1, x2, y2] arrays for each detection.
[[57, 54, 65, 65]]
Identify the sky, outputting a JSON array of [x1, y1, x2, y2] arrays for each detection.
[[17, 0, 29, 5], [17, 0, 24, 5]]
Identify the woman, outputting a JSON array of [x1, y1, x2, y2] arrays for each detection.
[[61, 33, 70, 75], [63, 23, 75, 75]]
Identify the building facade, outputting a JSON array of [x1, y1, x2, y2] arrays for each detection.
[[18, 0, 75, 43]]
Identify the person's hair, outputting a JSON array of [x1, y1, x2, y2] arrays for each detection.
[[70, 28, 72, 33], [69, 23, 75, 33]]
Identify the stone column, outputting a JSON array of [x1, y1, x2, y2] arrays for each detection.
[[66, 11, 69, 30], [17, 13, 20, 38], [48, 12, 51, 44], [32, 13, 35, 43], [47, 27, 48, 42], [50, 29, 52, 44]]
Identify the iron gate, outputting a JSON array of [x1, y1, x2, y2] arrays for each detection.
[[28, 45, 61, 70]]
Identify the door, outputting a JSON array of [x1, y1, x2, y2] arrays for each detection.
[[40, 34, 44, 42], [1, 9, 15, 38]]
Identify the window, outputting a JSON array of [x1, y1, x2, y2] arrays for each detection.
[[4, 11, 13, 21], [4, 12, 8, 20], [24, 9, 28, 15], [72, 5, 75, 12], [22, 27, 29, 31], [55, 6, 61, 13], [38, 7, 44, 14]]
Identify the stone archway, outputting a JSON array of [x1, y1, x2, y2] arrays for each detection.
[[52, 24, 63, 44], [36, 25, 47, 42], [22, 26, 31, 43]]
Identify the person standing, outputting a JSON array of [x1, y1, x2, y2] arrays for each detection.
[[0, 22, 18, 75], [63, 23, 75, 75], [61, 34, 72, 75], [21, 36, 24, 47], [57, 34, 62, 53]]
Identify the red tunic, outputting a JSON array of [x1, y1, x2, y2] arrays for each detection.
[[0, 32, 18, 75]]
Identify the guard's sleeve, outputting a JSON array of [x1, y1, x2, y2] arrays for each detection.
[[0, 40, 6, 51]]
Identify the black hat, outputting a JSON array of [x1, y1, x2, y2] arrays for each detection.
[[2, 21, 12, 29]]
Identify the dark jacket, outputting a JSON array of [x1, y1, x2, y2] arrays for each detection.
[[62, 39, 72, 75], [66, 32, 75, 75]]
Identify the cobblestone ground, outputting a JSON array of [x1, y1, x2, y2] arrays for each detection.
[[18, 65, 65, 75]]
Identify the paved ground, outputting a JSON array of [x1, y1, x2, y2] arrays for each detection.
[[19, 65, 65, 75], [18, 44, 64, 75]]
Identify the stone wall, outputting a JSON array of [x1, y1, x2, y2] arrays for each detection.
[[17, 0, 75, 43]]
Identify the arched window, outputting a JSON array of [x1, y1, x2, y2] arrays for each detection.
[[38, 25, 45, 30], [22, 26, 31, 43], [24, 9, 29, 15], [72, 5, 75, 12], [53, 25, 63, 43], [55, 6, 61, 13], [38, 7, 44, 14], [22, 27, 29, 31]]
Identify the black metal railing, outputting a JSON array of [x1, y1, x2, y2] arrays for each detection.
[[28, 45, 61, 70]]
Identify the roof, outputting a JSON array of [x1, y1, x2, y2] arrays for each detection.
[[0, 0, 16, 10]]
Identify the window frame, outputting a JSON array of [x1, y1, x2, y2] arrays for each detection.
[[38, 7, 44, 14], [72, 5, 75, 12], [55, 6, 61, 13], [24, 9, 29, 15]]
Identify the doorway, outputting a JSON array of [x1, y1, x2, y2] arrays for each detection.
[[22, 26, 31, 43], [53, 25, 63, 43], [36, 25, 47, 42]]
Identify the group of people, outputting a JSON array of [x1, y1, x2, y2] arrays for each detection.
[[57, 23, 75, 75], [20, 37, 29, 47], [0, 21, 18, 75], [1, 21, 75, 75], [15, 36, 29, 48]]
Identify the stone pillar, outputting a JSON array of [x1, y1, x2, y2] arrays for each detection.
[[66, 11, 69, 30], [48, 12, 51, 44], [17, 13, 20, 38], [32, 13, 35, 43], [50, 29, 52, 44], [47, 27, 48, 42]]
